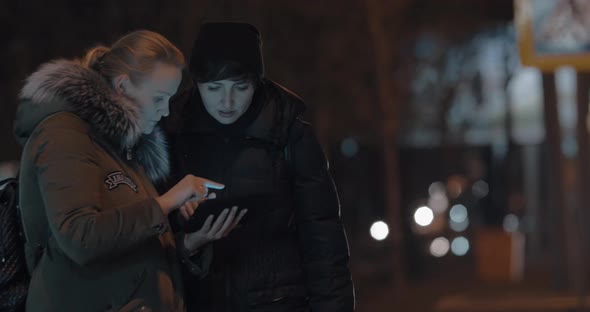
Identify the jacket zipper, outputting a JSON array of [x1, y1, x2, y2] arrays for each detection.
[[222, 135, 233, 312], [225, 267, 232, 312]]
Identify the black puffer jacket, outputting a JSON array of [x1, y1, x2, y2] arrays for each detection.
[[163, 79, 354, 312]]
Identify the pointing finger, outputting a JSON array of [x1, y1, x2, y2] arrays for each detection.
[[203, 180, 225, 190]]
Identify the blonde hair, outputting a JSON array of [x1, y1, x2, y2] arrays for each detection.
[[82, 30, 185, 84]]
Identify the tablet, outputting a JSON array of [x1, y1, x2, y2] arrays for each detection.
[[181, 193, 275, 233]]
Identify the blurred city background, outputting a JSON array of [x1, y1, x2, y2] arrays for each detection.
[[3, 0, 590, 311]]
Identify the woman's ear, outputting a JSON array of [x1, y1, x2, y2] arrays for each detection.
[[112, 74, 130, 95]]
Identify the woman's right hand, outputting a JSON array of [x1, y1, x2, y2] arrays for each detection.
[[156, 174, 224, 216]]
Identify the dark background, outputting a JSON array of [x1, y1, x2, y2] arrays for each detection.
[[5, 1, 586, 311]]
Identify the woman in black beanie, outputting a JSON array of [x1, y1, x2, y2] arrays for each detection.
[[164, 22, 355, 312]]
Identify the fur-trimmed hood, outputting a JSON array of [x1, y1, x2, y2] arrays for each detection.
[[14, 59, 169, 183]]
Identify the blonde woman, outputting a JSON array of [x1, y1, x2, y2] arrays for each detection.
[[14, 30, 244, 312]]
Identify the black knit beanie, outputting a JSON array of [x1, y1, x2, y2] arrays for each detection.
[[189, 22, 264, 79]]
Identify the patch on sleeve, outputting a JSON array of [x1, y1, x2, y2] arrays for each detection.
[[104, 171, 138, 192]]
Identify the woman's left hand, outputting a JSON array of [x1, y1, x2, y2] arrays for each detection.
[[183, 205, 247, 253]]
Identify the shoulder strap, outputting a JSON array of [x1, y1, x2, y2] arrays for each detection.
[[0, 177, 17, 188]]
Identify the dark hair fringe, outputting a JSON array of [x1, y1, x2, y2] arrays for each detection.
[[192, 60, 261, 85]]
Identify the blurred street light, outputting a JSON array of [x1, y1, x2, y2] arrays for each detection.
[[430, 237, 450, 257], [370, 221, 389, 241], [414, 206, 434, 226]]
